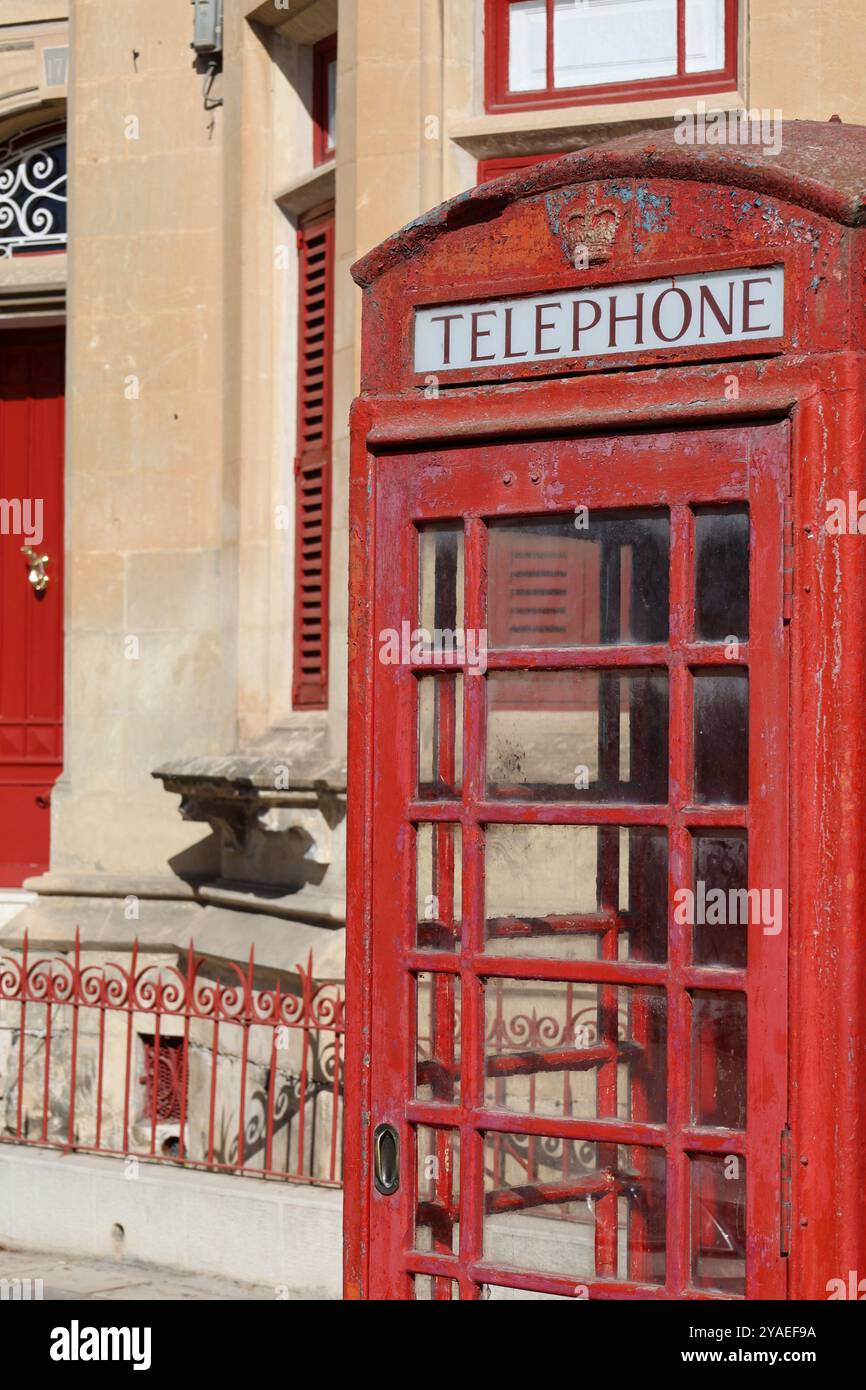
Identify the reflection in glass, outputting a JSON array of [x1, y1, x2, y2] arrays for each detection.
[[485, 1284, 574, 1301], [418, 523, 463, 636], [488, 510, 669, 649], [484, 1134, 666, 1284], [418, 673, 463, 797], [508, 0, 547, 93], [691, 990, 747, 1129], [684, 0, 726, 75], [416, 823, 462, 951], [487, 670, 668, 802], [693, 669, 748, 804], [415, 1125, 460, 1257], [692, 832, 748, 968], [691, 1153, 746, 1296], [485, 978, 667, 1123], [414, 1275, 459, 1300], [695, 506, 749, 641], [484, 823, 668, 962], [416, 973, 460, 1103], [553, 0, 678, 90]]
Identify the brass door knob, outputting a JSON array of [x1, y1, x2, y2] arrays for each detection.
[[21, 545, 50, 593]]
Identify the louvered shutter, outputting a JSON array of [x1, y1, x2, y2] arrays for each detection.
[[490, 531, 601, 707], [293, 207, 334, 709]]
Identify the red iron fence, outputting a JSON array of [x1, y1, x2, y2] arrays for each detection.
[[0, 931, 344, 1186]]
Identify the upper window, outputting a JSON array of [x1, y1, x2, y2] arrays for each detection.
[[485, 0, 738, 112], [313, 34, 337, 165], [0, 125, 67, 258]]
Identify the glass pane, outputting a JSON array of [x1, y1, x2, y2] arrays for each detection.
[[685, 0, 726, 73], [416, 823, 462, 950], [416, 973, 461, 1103], [691, 1153, 746, 1295], [418, 673, 463, 797], [488, 511, 669, 648], [415, 1126, 460, 1256], [487, 670, 668, 802], [326, 58, 337, 150], [553, 0, 677, 90], [691, 990, 747, 1128], [484, 1135, 666, 1284], [485, 824, 668, 962], [486, 1284, 574, 1301], [694, 506, 749, 641], [485, 979, 667, 1123], [418, 523, 464, 645], [693, 669, 748, 804], [414, 1275, 459, 1300], [692, 832, 748, 968], [508, 0, 547, 93]]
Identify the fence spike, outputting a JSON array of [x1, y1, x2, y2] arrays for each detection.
[[1, 927, 342, 1188]]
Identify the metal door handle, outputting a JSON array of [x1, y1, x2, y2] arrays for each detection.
[[21, 546, 50, 593], [373, 1122, 400, 1195]]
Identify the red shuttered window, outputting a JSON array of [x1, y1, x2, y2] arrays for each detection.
[[293, 206, 334, 709], [476, 153, 566, 185], [485, 0, 739, 113], [489, 524, 614, 709]]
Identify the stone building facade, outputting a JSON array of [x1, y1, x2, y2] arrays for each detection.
[[0, 0, 864, 1294]]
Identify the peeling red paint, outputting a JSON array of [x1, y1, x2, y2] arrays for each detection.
[[345, 123, 866, 1301]]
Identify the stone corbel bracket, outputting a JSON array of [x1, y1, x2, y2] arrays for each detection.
[[152, 754, 346, 858]]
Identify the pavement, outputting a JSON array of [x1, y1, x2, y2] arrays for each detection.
[[0, 1244, 277, 1300]]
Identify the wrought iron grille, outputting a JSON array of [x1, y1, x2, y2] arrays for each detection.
[[139, 1034, 186, 1123], [0, 128, 67, 258]]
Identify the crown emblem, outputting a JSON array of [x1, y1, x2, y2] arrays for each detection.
[[546, 188, 623, 268]]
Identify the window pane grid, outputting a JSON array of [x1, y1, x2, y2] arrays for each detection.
[[407, 503, 751, 1299], [490, 0, 736, 111]]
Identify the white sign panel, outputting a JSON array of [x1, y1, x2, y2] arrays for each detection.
[[413, 265, 784, 374]]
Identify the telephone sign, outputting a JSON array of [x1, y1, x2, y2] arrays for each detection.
[[414, 264, 785, 373]]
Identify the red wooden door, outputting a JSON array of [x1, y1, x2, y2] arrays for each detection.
[[367, 421, 789, 1300], [0, 329, 64, 884]]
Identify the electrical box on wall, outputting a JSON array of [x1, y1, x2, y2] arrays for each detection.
[[191, 0, 224, 54]]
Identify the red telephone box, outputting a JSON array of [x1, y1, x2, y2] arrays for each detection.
[[345, 123, 866, 1301]]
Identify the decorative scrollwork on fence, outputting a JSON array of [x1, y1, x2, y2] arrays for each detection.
[[0, 128, 67, 257], [0, 931, 344, 1186]]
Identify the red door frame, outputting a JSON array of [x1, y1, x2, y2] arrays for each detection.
[[360, 421, 787, 1300], [0, 326, 65, 884], [346, 350, 866, 1300]]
